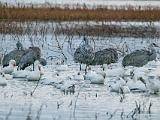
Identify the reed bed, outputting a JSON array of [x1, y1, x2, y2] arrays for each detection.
[[0, 3, 160, 38], [55, 23, 159, 38], [0, 3, 160, 21], [0, 21, 159, 38]]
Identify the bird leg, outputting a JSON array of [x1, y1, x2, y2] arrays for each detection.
[[17, 66, 20, 71], [102, 65, 105, 71], [33, 63, 34, 71], [80, 63, 82, 71], [85, 65, 88, 75]]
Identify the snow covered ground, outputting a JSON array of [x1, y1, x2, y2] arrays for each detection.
[[1, 61, 160, 119], [1, 21, 160, 119]]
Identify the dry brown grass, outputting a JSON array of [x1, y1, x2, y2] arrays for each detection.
[[0, 4, 160, 21], [0, 3, 160, 38], [0, 21, 158, 38], [55, 24, 159, 38]]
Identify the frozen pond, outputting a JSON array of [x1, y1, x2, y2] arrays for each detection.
[[1, 21, 160, 120]]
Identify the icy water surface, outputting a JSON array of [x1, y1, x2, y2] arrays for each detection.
[[1, 22, 160, 120]]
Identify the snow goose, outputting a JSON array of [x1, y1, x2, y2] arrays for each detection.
[[3, 74, 13, 80], [105, 67, 124, 78], [0, 75, 7, 86], [122, 67, 148, 92], [123, 66, 134, 78], [108, 77, 130, 94], [12, 70, 29, 78], [84, 70, 106, 84], [132, 67, 150, 81], [26, 60, 43, 81], [2, 60, 16, 74], [145, 70, 160, 94], [125, 77, 146, 92]]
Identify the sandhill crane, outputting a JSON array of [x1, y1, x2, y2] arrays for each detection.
[[122, 43, 159, 67]]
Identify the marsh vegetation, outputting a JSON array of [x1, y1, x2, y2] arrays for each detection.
[[0, 2, 160, 120]]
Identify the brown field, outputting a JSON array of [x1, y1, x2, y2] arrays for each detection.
[[0, 4, 160, 21]]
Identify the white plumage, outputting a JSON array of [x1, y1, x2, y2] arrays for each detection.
[[0, 75, 7, 86], [2, 60, 16, 74], [12, 70, 29, 78], [26, 60, 43, 81], [145, 71, 160, 94], [84, 70, 106, 84]]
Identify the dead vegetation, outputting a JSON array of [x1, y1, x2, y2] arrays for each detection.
[[0, 3, 160, 21], [0, 21, 159, 38], [54, 23, 159, 38], [0, 3, 160, 38]]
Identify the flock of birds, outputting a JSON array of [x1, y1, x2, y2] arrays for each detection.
[[73, 37, 160, 94], [74, 37, 159, 67], [0, 41, 46, 85], [0, 38, 160, 95]]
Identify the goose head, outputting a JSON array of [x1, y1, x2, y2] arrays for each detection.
[[150, 43, 159, 48], [9, 60, 16, 67], [149, 43, 160, 51], [34, 60, 44, 75]]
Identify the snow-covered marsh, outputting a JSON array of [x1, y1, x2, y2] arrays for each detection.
[[1, 21, 160, 119], [1, 62, 160, 120]]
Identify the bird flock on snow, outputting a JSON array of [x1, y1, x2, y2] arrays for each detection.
[[0, 38, 160, 95]]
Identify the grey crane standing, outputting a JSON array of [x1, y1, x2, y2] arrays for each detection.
[[18, 47, 41, 70], [122, 43, 159, 67], [2, 41, 25, 67], [92, 48, 118, 65], [74, 37, 95, 72], [73, 37, 119, 71]]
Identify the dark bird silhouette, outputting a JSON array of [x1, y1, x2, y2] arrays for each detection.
[[74, 37, 95, 65], [122, 43, 159, 67], [18, 47, 41, 70], [74, 37, 95, 72], [16, 41, 23, 50], [2, 41, 25, 67], [74, 37, 119, 69], [92, 48, 118, 65]]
